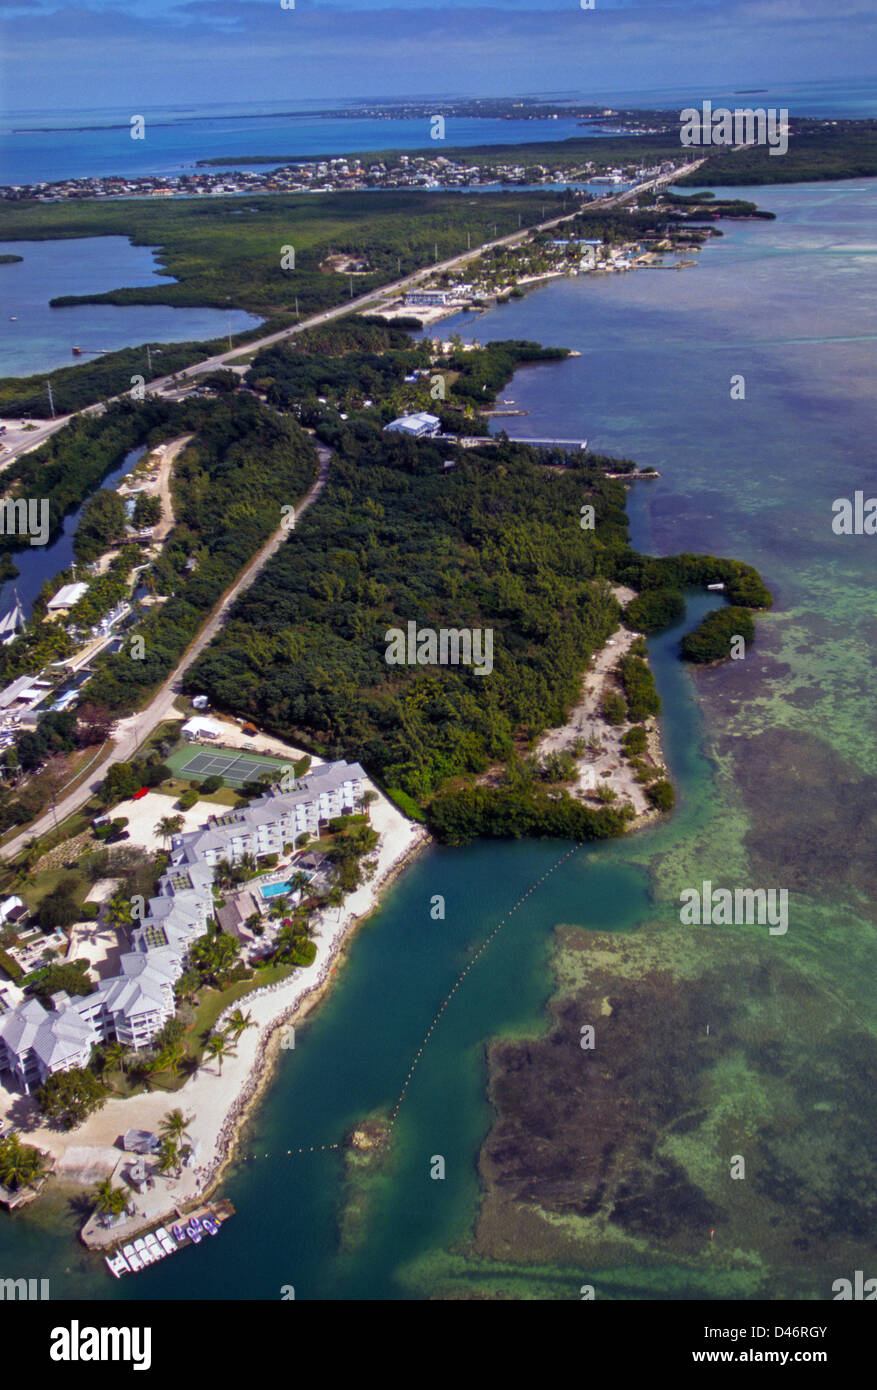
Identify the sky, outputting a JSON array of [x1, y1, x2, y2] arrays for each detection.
[[0, 0, 875, 116]]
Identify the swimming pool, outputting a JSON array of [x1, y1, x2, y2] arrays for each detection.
[[260, 882, 291, 900]]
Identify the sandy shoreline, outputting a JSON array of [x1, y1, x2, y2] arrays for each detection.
[[2, 789, 431, 1246], [533, 588, 667, 828]]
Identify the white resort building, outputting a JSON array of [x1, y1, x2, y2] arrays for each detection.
[[0, 760, 366, 1094]]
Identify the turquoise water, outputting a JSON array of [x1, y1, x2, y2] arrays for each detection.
[[2, 178, 876, 1299], [2, 79, 875, 186], [0, 236, 260, 378], [260, 883, 293, 900]]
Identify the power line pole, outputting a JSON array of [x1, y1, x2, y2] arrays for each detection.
[[47, 380, 55, 418], [295, 294, 299, 317], [146, 344, 152, 375]]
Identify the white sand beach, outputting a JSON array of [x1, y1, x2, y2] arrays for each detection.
[[0, 787, 430, 1240], [534, 588, 668, 824]]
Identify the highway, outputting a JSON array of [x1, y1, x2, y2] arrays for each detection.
[[0, 158, 706, 470], [0, 159, 706, 857], [0, 445, 331, 860]]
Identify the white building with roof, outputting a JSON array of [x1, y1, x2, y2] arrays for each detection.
[[181, 716, 224, 741], [169, 760, 366, 867], [384, 412, 441, 438], [46, 582, 89, 613], [0, 761, 368, 1094]]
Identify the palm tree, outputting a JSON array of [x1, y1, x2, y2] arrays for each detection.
[[360, 790, 378, 820], [0, 1133, 47, 1192], [103, 1041, 128, 1081], [156, 1041, 185, 1084], [133, 1054, 162, 1092], [159, 1108, 193, 1146], [92, 1179, 128, 1220], [156, 814, 184, 849], [213, 858, 235, 892], [205, 1033, 236, 1075], [156, 1137, 179, 1178], [225, 1008, 256, 1044]]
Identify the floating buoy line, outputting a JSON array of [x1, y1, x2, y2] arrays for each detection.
[[239, 841, 584, 1164]]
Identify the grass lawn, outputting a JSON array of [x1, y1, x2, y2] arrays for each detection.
[[182, 964, 295, 1061], [153, 778, 242, 807], [17, 864, 89, 913]]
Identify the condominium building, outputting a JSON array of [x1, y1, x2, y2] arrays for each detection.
[[0, 761, 366, 1094]]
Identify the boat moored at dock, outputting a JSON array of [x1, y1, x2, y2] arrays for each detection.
[[103, 1201, 233, 1278]]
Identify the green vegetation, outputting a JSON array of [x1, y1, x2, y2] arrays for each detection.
[[36, 1066, 107, 1130], [646, 779, 676, 811], [621, 726, 648, 756], [602, 692, 627, 726], [253, 325, 568, 434], [96, 756, 171, 807], [0, 947, 24, 982], [0, 1132, 48, 1192], [30, 960, 94, 1004], [179, 324, 771, 840], [677, 122, 877, 186], [35, 875, 84, 929], [429, 785, 633, 846], [617, 652, 661, 722], [0, 400, 168, 578], [80, 395, 318, 714], [617, 551, 772, 610], [74, 488, 128, 563], [681, 606, 756, 664], [624, 588, 685, 633], [132, 493, 162, 528], [0, 253, 23, 264], [386, 788, 426, 822], [187, 429, 627, 805], [0, 189, 556, 416], [0, 338, 244, 420]]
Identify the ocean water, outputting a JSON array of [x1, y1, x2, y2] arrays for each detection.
[[2, 76, 875, 187], [0, 237, 260, 379], [2, 178, 876, 1299], [0, 112, 592, 187]]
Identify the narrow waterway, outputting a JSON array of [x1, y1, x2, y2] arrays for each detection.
[[2, 178, 876, 1300], [0, 237, 259, 379]]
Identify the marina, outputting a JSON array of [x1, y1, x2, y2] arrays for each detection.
[[103, 1200, 234, 1278]]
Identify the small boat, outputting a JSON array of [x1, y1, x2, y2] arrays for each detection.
[[72, 346, 83, 355], [202, 1215, 219, 1236], [156, 1225, 177, 1253], [134, 1237, 153, 1265], [122, 1244, 143, 1272], [9, 316, 17, 322], [105, 1252, 130, 1278], [171, 1222, 185, 1243], [145, 1233, 165, 1259], [186, 1221, 203, 1244]]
